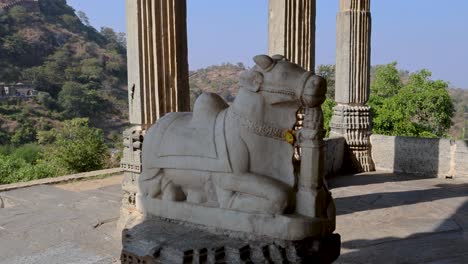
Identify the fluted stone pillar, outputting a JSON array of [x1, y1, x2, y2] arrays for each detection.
[[330, 0, 375, 172], [119, 0, 190, 229], [268, 0, 316, 71]]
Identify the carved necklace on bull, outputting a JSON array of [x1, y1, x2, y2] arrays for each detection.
[[229, 59, 315, 147]]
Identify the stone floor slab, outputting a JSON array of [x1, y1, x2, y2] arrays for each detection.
[[1, 173, 467, 263]]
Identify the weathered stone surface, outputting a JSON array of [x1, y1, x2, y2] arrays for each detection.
[[137, 197, 334, 241], [268, 0, 316, 71], [330, 173, 468, 264], [0, 168, 123, 192], [330, 105, 374, 172], [335, 0, 371, 105], [122, 0, 191, 231], [0, 176, 123, 264], [138, 55, 336, 240], [126, 0, 190, 127], [121, 218, 341, 264], [454, 140, 468, 178], [331, 0, 374, 173], [370, 135, 466, 178], [2, 173, 467, 263], [324, 137, 345, 177]]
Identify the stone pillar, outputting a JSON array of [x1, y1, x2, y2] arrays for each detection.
[[330, 0, 374, 172], [296, 107, 330, 219], [119, 0, 190, 229], [268, 0, 316, 71]]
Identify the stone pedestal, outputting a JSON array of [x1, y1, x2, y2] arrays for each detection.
[[121, 219, 341, 264], [331, 0, 374, 172]]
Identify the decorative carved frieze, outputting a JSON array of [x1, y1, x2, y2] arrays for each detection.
[[330, 104, 374, 172], [121, 126, 144, 173]]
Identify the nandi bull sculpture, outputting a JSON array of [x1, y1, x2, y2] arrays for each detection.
[[137, 55, 336, 241]]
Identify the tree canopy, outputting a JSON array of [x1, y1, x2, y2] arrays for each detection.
[[369, 63, 454, 138]]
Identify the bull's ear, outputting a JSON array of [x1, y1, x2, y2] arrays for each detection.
[[240, 70, 263, 92], [253, 55, 275, 71]]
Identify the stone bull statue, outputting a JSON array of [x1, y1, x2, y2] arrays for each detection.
[[138, 54, 327, 216]]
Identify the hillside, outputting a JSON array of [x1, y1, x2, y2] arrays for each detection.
[[189, 63, 467, 140], [189, 63, 245, 108], [0, 0, 128, 145], [449, 88, 468, 139]]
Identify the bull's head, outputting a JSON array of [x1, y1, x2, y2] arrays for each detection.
[[240, 54, 327, 108]]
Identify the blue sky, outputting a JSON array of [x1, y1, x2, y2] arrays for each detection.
[[67, 0, 468, 89]]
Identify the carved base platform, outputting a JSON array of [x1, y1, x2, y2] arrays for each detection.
[[121, 218, 341, 264], [137, 196, 335, 241]]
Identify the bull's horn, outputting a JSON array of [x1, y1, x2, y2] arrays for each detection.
[[253, 55, 275, 72]]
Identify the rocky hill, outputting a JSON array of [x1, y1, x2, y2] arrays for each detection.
[[449, 88, 468, 139], [189, 63, 467, 140], [189, 63, 245, 108], [0, 0, 128, 145]]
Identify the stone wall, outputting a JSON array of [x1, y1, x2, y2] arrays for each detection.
[[371, 135, 468, 179], [324, 137, 345, 177]]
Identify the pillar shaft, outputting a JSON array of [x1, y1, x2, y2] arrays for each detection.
[[335, 0, 371, 105], [120, 0, 189, 225], [127, 0, 189, 129], [268, 0, 316, 71], [331, 0, 374, 172]]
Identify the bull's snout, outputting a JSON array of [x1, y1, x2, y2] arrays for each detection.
[[298, 74, 327, 108]]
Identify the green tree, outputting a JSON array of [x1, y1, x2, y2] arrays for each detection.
[[11, 123, 37, 146], [76, 10, 90, 26], [46, 118, 109, 173], [8, 6, 29, 24], [322, 98, 336, 137], [369, 62, 403, 108], [316, 65, 336, 100], [370, 65, 454, 138], [58, 81, 102, 118]]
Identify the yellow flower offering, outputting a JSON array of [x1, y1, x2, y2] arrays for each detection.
[[285, 130, 296, 145]]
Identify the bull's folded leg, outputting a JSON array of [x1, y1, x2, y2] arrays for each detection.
[[139, 176, 162, 198], [161, 179, 186, 201], [229, 192, 283, 215], [213, 173, 290, 214], [186, 188, 207, 204]]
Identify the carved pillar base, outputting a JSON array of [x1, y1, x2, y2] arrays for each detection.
[[118, 126, 145, 231], [121, 218, 341, 264], [330, 104, 374, 172]]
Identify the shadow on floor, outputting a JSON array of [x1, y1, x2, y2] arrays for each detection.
[[332, 182, 468, 216], [337, 200, 468, 263], [328, 172, 438, 189]]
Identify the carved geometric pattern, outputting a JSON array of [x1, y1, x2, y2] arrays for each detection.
[[330, 104, 374, 172], [121, 237, 342, 264], [121, 219, 341, 264], [227, 109, 287, 142]]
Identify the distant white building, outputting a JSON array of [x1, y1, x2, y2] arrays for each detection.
[[0, 83, 36, 98]]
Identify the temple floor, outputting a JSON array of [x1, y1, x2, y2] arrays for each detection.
[[330, 173, 468, 264], [0, 173, 467, 264]]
